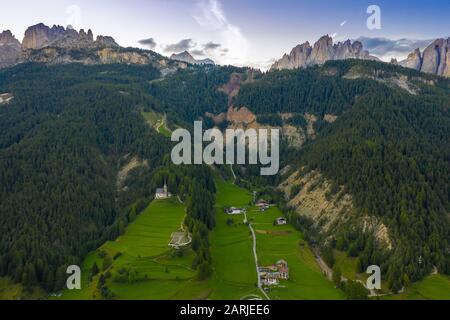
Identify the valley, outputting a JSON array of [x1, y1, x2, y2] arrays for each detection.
[[56, 176, 450, 300], [57, 178, 345, 300]]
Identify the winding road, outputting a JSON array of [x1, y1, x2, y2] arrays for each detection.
[[243, 211, 270, 300]]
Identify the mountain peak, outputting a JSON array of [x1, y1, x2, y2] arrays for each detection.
[[0, 30, 20, 47], [22, 23, 118, 50], [0, 30, 21, 68], [398, 37, 450, 77], [271, 35, 378, 71], [170, 51, 214, 65]]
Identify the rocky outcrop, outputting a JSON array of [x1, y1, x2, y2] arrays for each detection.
[[20, 46, 159, 67], [279, 168, 392, 249], [21, 23, 118, 50], [0, 30, 21, 68], [170, 51, 214, 65], [398, 38, 450, 77], [226, 106, 256, 125], [0, 23, 175, 70], [399, 48, 422, 70], [271, 35, 378, 71]]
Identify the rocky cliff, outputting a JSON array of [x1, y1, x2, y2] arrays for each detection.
[[21, 23, 118, 50], [271, 35, 379, 71], [399, 38, 450, 77], [0, 30, 21, 68], [0, 23, 174, 70]]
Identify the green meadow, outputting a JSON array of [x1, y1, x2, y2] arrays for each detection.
[[60, 198, 207, 300], [57, 177, 450, 300], [384, 274, 450, 300], [59, 179, 344, 300], [205, 180, 260, 300], [331, 250, 450, 299], [333, 250, 359, 281], [141, 111, 171, 138], [248, 206, 344, 300]]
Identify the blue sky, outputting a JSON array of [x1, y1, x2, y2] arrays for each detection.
[[1, 0, 449, 69]]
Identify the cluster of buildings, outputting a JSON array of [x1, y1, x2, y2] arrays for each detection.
[[259, 260, 290, 286]]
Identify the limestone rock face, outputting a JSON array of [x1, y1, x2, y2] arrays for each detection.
[[0, 23, 176, 70], [271, 35, 378, 71], [0, 30, 21, 68], [421, 39, 443, 74], [0, 30, 21, 49], [22, 23, 118, 50], [272, 42, 312, 70], [444, 51, 450, 77], [399, 48, 422, 70], [22, 23, 57, 50], [308, 35, 335, 65], [399, 38, 450, 77], [95, 36, 119, 48]]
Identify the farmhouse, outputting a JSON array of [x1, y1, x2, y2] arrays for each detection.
[[225, 207, 246, 215], [255, 199, 270, 212], [259, 260, 290, 286], [276, 217, 287, 225], [155, 180, 172, 199], [255, 199, 269, 207]]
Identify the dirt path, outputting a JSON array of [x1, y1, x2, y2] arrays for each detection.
[[243, 211, 270, 300], [315, 252, 334, 281], [230, 164, 237, 184]]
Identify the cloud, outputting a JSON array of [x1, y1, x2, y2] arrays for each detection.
[[203, 41, 221, 50], [193, 0, 249, 66], [190, 49, 205, 56], [164, 39, 196, 53], [356, 37, 433, 61], [138, 38, 157, 50]]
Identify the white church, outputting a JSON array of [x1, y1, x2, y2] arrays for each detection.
[[155, 180, 172, 199]]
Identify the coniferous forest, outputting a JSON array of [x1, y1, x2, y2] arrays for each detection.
[[0, 59, 449, 295]]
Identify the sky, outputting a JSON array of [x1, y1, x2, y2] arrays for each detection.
[[1, 0, 449, 69]]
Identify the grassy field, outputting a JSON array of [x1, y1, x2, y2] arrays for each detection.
[[385, 274, 450, 300], [55, 177, 450, 300], [141, 111, 171, 137], [60, 179, 343, 300], [206, 180, 260, 300], [60, 198, 208, 300], [333, 250, 359, 281], [248, 206, 344, 300], [332, 250, 450, 300]]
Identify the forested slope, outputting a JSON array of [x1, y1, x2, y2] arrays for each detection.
[[0, 63, 169, 291], [234, 60, 450, 290]]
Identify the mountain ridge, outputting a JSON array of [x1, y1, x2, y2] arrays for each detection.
[[170, 50, 215, 65], [397, 37, 450, 77], [0, 23, 181, 70], [271, 35, 379, 71]]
